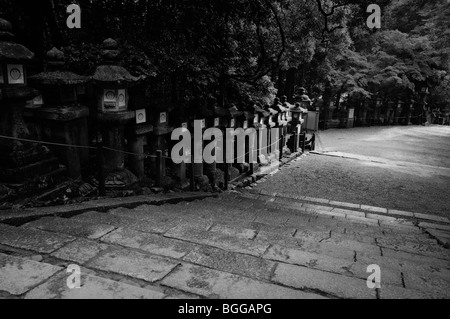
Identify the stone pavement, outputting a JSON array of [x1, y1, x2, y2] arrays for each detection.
[[0, 190, 449, 299]]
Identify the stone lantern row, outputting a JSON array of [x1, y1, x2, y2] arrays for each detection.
[[0, 18, 146, 188], [0, 18, 311, 191]]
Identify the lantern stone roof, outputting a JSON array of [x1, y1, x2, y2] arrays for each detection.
[[29, 48, 87, 85], [300, 94, 312, 103], [214, 106, 230, 117], [30, 70, 87, 85], [0, 18, 34, 62], [92, 39, 142, 84], [228, 105, 244, 118], [92, 65, 142, 84]]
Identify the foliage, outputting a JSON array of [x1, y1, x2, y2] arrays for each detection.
[[0, 0, 448, 110]]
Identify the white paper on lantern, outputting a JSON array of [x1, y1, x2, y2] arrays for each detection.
[[0, 67, 4, 84], [136, 109, 147, 124], [230, 119, 235, 128], [7, 64, 25, 84], [182, 122, 188, 129], [269, 116, 273, 123], [118, 89, 126, 107], [348, 109, 355, 119], [243, 121, 248, 129], [201, 119, 206, 129], [33, 94, 44, 106], [160, 112, 167, 124], [254, 114, 259, 123], [104, 89, 117, 103], [214, 118, 220, 127]]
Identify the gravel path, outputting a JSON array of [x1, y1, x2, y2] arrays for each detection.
[[255, 125, 450, 218]]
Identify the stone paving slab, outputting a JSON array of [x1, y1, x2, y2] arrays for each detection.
[[218, 220, 297, 238], [376, 237, 450, 259], [87, 249, 179, 283], [361, 205, 388, 214], [24, 217, 116, 240], [183, 246, 276, 281], [256, 229, 300, 244], [366, 214, 400, 223], [51, 239, 111, 264], [101, 228, 197, 259], [329, 201, 361, 209], [272, 236, 357, 261], [378, 248, 450, 268], [294, 229, 331, 242], [0, 253, 63, 295], [109, 209, 188, 233], [427, 229, 450, 240], [164, 224, 270, 257], [253, 212, 289, 226], [332, 208, 366, 218], [273, 263, 376, 299], [316, 238, 382, 256], [209, 224, 257, 240], [344, 215, 380, 226], [161, 263, 325, 299], [378, 284, 444, 299], [264, 246, 403, 287], [71, 211, 180, 235], [414, 213, 449, 224], [25, 272, 166, 299], [419, 222, 450, 232], [331, 231, 377, 245], [399, 263, 450, 296], [0, 223, 75, 254], [387, 210, 415, 218], [379, 222, 422, 234]]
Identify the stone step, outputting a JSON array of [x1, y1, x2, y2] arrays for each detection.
[[238, 191, 450, 226], [23, 217, 116, 240], [63, 195, 448, 263], [161, 263, 326, 299], [0, 223, 75, 254], [25, 271, 166, 299], [86, 248, 179, 284], [0, 253, 63, 296], [164, 224, 270, 257]]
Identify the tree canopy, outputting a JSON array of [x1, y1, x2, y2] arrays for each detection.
[[1, 0, 448, 111]]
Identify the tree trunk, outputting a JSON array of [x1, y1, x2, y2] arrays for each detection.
[[277, 69, 286, 98], [285, 67, 297, 102]]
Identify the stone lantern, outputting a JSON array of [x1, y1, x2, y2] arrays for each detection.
[[287, 103, 307, 152], [169, 104, 191, 187], [395, 100, 404, 125], [0, 18, 60, 185], [358, 100, 370, 126], [405, 99, 415, 125], [374, 98, 383, 125], [28, 48, 89, 179], [299, 89, 313, 131], [92, 38, 141, 188], [419, 86, 430, 125]]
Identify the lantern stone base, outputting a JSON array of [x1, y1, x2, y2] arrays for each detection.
[[103, 169, 139, 189], [126, 124, 154, 182], [24, 106, 90, 179]]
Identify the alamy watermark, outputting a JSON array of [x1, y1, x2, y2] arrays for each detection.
[[171, 120, 283, 164], [66, 264, 81, 289], [367, 264, 382, 289]]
